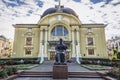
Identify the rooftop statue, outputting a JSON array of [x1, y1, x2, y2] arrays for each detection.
[[54, 38, 67, 65]]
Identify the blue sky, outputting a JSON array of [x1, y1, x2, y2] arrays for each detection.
[[0, 0, 120, 40]]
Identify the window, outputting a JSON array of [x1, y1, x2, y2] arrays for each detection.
[[2, 43, 4, 47], [51, 25, 68, 36], [1, 49, 3, 53], [26, 37, 32, 45], [87, 37, 93, 45], [57, 26, 62, 36], [25, 48, 31, 55], [88, 49, 94, 55], [64, 27, 68, 36], [51, 28, 55, 36]]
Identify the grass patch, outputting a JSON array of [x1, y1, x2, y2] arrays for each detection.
[[13, 64, 39, 70], [81, 64, 110, 70]]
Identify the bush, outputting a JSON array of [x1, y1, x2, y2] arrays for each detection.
[[0, 69, 8, 78], [117, 52, 120, 59], [6, 66, 13, 76], [107, 67, 120, 79], [12, 66, 17, 74], [6, 60, 16, 65]]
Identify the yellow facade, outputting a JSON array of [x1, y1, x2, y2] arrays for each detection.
[[12, 6, 108, 61], [0, 35, 12, 58]]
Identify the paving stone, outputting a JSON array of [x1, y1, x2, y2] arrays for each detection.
[[15, 61, 105, 80]]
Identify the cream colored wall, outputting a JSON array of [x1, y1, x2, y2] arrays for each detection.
[[13, 12, 108, 59], [80, 27, 108, 58], [13, 27, 40, 58]]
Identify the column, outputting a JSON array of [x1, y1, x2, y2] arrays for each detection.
[[76, 30, 81, 57], [38, 30, 43, 57], [44, 30, 48, 57], [72, 30, 75, 57]]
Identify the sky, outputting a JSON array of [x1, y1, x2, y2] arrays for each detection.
[[0, 0, 120, 40]]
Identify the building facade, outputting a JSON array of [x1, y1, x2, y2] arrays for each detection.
[[107, 37, 120, 59], [12, 6, 108, 62], [0, 35, 12, 58]]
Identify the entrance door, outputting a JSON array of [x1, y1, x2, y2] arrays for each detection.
[[65, 53, 69, 60], [50, 51, 69, 61], [50, 52, 55, 60]]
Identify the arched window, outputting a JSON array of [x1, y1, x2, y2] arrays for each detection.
[[51, 25, 68, 36]]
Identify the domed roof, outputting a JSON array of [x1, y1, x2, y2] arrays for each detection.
[[41, 6, 78, 18]]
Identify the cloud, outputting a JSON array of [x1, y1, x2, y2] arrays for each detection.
[[0, 0, 120, 40]]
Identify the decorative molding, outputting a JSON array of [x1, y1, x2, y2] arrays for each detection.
[[24, 46, 34, 49], [24, 32, 35, 36], [85, 46, 96, 49], [38, 24, 50, 26]]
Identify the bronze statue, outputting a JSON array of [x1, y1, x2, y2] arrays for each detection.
[[54, 38, 67, 65]]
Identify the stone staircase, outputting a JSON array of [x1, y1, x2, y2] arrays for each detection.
[[19, 71, 52, 77], [19, 71, 103, 78], [68, 72, 101, 78]]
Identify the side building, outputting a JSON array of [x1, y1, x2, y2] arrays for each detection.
[[12, 6, 108, 62], [0, 35, 13, 58], [107, 37, 120, 59]]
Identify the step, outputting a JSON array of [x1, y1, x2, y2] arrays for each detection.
[[22, 73, 51, 75], [68, 72, 99, 75], [19, 75, 52, 77], [69, 75, 101, 78]]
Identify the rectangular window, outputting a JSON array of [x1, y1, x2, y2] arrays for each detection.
[[1, 50, 3, 53], [87, 37, 93, 45], [26, 37, 32, 45], [2, 43, 4, 47], [25, 49, 31, 55], [88, 49, 94, 55]]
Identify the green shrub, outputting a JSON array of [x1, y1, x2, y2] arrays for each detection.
[[12, 66, 17, 74], [117, 52, 120, 59], [107, 72, 120, 79], [0, 69, 8, 78], [6, 66, 13, 76]]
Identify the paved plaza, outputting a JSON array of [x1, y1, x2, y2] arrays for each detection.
[[28, 61, 90, 72], [15, 61, 105, 80]]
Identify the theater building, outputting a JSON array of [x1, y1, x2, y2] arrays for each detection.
[[12, 5, 108, 62]]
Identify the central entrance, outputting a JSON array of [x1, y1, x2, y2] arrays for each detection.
[[48, 41, 71, 60], [50, 51, 69, 60]]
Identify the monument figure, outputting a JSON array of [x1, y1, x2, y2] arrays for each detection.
[[54, 38, 67, 65]]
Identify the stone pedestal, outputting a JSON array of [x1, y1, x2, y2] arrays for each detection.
[[53, 65, 68, 79]]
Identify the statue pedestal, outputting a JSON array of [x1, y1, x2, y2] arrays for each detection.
[[53, 65, 68, 79]]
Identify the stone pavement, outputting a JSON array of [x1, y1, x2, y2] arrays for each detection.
[[15, 61, 105, 80], [28, 61, 90, 72]]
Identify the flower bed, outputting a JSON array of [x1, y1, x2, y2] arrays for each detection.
[[0, 65, 17, 79], [81, 59, 120, 67], [107, 67, 120, 79], [14, 64, 39, 70], [81, 64, 109, 70]]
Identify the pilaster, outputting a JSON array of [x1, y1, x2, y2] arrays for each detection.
[[44, 29, 48, 57], [38, 29, 43, 57], [72, 30, 75, 57]]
